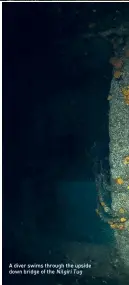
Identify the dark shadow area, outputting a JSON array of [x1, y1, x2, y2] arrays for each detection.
[[3, 2, 129, 285]]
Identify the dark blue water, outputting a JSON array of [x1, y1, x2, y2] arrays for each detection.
[[3, 3, 124, 285]]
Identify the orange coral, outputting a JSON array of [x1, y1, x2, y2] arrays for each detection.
[[119, 208, 125, 214], [100, 201, 106, 207], [110, 223, 117, 229], [121, 87, 129, 105], [113, 70, 122, 79], [118, 224, 125, 230], [115, 177, 124, 185], [120, 217, 126, 223], [109, 57, 123, 69], [124, 96, 129, 105], [125, 96, 129, 105], [121, 86, 129, 96], [110, 223, 125, 230], [123, 156, 129, 165]]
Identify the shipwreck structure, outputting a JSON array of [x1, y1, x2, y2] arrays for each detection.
[[109, 41, 129, 269], [95, 22, 129, 276]]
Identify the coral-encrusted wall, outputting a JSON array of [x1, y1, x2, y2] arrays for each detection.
[[109, 39, 129, 270]]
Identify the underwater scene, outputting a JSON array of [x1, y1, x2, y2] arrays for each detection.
[[3, 2, 129, 285]]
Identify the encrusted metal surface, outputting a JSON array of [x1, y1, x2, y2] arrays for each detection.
[[109, 40, 129, 269]]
